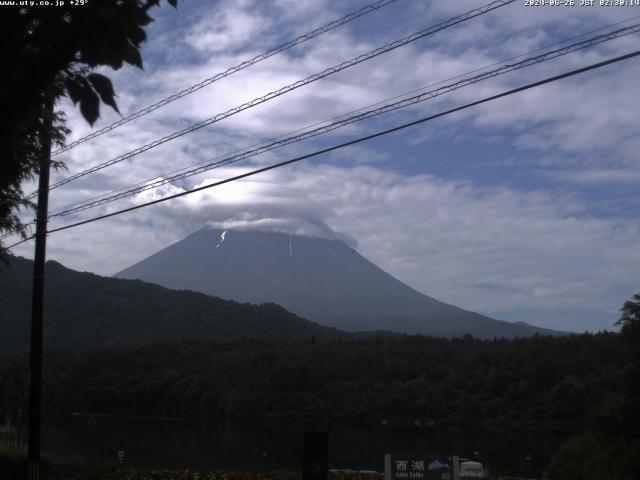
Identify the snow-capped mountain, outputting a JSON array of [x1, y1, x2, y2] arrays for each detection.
[[115, 228, 559, 338]]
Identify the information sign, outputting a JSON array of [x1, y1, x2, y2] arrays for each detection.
[[384, 454, 459, 480]]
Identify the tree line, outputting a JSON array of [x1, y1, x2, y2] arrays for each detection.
[[0, 332, 625, 428]]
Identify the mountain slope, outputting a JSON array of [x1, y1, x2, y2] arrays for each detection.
[[116, 228, 559, 338], [0, 256, 347, 352]]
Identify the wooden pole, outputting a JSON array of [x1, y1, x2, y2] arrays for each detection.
[[27, 97, 53, 480]]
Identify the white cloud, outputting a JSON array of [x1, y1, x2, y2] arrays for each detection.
[[185, 0, 270, 53], [544, 168, 640, 185]]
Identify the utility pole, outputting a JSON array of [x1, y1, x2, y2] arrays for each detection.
[[27, 97, 53, 480]]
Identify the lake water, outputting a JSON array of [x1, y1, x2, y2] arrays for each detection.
[[43, 417, 570, 476]]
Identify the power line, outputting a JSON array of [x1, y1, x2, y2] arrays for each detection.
[[50, 0, 399, 157], [46, 14, 640, 217], [37, 0, 515, 196], [47, 22, 640, 218], [8, 48, 638, 250], [39, 12, 640, 218]]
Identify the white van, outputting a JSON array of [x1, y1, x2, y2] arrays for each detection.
[[459, 460, 484, 478]]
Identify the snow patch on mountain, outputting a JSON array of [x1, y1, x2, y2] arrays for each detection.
[[215, 230, 227, 249]]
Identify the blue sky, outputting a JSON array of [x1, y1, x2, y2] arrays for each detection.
[[11, 0, 640, 332]]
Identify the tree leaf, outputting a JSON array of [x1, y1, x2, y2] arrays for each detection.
[[167, 0, 178, 8], [128, 25, 147, 47], [87, 73, 120, 115], [64, 76, 83, 105], [123, 43, 143, 70], [77, 76, 100, 126]]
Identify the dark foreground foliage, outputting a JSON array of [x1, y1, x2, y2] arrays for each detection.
[[546, 433, 640, 480], [0, 0, 179, 257]]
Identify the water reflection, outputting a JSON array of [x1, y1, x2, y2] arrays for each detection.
[[44, 417, 569, 476]]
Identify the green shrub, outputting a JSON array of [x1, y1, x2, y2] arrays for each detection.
[[546, 433, 640, 480], [0, 447, 56, 480]]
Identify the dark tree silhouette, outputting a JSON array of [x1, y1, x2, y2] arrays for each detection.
[[547, 292, 640, 480], [617, 293, 640, 332], [617, 293, 640, 429], [0, 0, 179, 257], [618, 293, 640, 440]]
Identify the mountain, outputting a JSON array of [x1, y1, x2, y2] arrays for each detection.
[[116, 227, 559, 338], [0, 256, 347, 352]]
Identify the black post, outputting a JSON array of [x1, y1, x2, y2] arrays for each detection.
[[302, 431, 328, 480], [27, 99, 53, 480]]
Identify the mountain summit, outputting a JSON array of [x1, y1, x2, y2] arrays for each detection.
[[116, 228, 558, 338]]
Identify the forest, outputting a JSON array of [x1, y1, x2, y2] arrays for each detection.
[[0, 333, 623, 427]]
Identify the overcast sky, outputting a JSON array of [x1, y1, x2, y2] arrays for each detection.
[[10, 0, 640, 332]]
